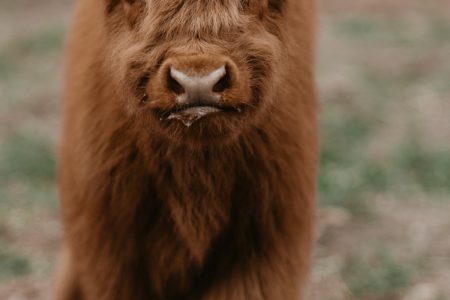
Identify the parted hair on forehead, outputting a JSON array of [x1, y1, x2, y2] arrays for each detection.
[[55, 0, 318, 299], [106, 0, 288, 37]]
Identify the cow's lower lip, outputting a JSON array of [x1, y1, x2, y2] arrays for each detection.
[[165, 105, 240, 127]]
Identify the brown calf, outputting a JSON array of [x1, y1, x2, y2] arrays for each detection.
[[55, 0, 318, 299]]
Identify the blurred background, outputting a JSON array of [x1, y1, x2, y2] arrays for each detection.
[[0, 0, 449, 299]]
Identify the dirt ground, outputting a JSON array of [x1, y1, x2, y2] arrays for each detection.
[[0, 0, 449, 299]]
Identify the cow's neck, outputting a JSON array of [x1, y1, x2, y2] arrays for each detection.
[[148, 127, 277, 262]]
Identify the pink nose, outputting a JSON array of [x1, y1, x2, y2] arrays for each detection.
[[168, 64, 231, 105], [156, 55, 240, 105], [146, 54, 250, 114]]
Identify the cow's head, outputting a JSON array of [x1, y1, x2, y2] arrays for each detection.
[[102, 0, 286, 144]]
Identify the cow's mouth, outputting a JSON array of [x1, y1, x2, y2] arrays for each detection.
[[161, 103, 242, 127]]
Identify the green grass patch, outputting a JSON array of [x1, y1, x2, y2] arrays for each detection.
[[0, 130, 58, 214], [0, 253, 30, 281], [319, 114, 450, 211], [319, 57, 450, 213], [429, 17, 450, 43], [391, 138, 450, 194], [0, 240, 31, 281], [337, 17, 384, 39], [0, 131, 56, 182], [336, 15, 450, 49], [357, 66, 426, 106], [318, 100, 386, 215], [0, 25, 65, 80], [336, 16, 411, 46], [0, 25, 65, 58], [0, 183, 58, 213], [344, 251, 413, 298], [11, 26, 65, 56]]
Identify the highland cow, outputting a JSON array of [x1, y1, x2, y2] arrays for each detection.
[[55, 0, 318, 299]]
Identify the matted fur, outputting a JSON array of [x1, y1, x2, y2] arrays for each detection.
[[55, 0, 318, 299]]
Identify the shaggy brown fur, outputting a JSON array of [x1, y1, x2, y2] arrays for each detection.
[[55, 0, 318, 299]]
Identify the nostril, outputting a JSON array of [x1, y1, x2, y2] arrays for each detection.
[[212, 68, 231, 93], [167, 70, 185, 95]]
